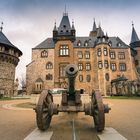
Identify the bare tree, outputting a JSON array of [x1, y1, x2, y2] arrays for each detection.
[[19, 73, 26, 90]]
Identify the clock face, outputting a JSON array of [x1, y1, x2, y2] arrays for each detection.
[[137, 67, 140, 74]]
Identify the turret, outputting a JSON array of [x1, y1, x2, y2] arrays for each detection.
[[96, 24, 109, 45], [89, 19, 97, 37], [53, 13, 76, 43]]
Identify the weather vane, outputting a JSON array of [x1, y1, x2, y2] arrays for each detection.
[[0, 22, 3, 32]]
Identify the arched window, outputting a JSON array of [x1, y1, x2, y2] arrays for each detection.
[[41, 50, 48, 57], [84, 41, 88, 47], [46, 62, 53, 69], [46, 74, 53, 80], [105, 73, 109, 81], [104, 60, 109, 68], [79, 75, 83, 82], [109, 41, 112, 46], [97, 48, 102, 56], [86, 75, 91, 82], [98, 61, 103, 69], [103, 47, 108, 56], [77, 40, 81, 47]]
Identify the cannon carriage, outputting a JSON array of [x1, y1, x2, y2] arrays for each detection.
[[35, 64, 110, 132]]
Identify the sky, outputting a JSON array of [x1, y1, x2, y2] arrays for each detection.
[[0, 0, 140, 81]]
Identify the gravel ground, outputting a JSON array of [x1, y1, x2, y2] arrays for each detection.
[[0, 96, 140, 140]]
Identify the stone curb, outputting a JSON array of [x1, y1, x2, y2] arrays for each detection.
[[2, 103, 33, 111]]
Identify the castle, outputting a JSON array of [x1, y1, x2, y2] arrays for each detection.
[[0, 23, 22, 97], [26, 12, 140, 96]]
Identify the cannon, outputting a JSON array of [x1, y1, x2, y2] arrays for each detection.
[[35, 64, 110, 132]]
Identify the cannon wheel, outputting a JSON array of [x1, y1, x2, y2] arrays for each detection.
[[36, 90, 53, 131], [92, 91, 105, 132]]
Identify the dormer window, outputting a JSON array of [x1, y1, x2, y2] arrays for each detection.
[[117, 43, 121, 47], [84, 41, 88, 47], [77, 40, 81, 47], [109, 41, 112, 46]]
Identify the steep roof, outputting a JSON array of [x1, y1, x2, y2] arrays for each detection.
[[92, 19, 97, 32], [130, 25, 139, 44], [34, 36, 129, 49], [58, 13, 72, 35], [35, 78, 43, 83], [34, 38, 54, 49], [0, 31, 22, 55], [97, 25, 104, 38]]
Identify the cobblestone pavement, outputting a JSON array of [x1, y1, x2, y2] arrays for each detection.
[[0, 95, 140, 140]]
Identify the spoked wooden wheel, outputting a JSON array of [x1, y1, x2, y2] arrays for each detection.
[[92, 91, 105, 132], [36, 90, 53, 131]]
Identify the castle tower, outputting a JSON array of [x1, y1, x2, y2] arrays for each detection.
[[0, 24, 22, 97], [89, 19, 97, 37], [53, 13, 76, 43], [53, 12, 76, 88], [130, 23, 140, 76]]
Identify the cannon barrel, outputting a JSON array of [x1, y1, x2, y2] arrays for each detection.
[[65, 64, 78, 95]]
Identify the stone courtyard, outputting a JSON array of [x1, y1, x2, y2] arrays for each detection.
[[0, 95, 140, 140]]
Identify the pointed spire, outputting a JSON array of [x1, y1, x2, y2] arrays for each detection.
[[0, 22, 3, 32], [58, 12, 71, 33], [63, 4, 68, 16], [97, 24, 104, 37], [53, 20, 57, 31], [72, 19, 75, 30], [130, 22, 139, 44], [92, 18, 97, 32]]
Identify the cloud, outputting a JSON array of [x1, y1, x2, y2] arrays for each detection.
[[0, 0, 140, 78]]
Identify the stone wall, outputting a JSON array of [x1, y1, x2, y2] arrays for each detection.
[[0, 61, 16, 96], [26, 48, 54, 94]]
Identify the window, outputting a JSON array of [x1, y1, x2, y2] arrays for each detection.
[[110, 52, 116, 59], [77, 51, 83, 59], [111, 63, 116, 71], [109, 41, 112, 46], [59, 45, 69, 56], [105, 73, 109, 81], [85, 63, 91, 71], [35, 83, 42, 91], [78, 63, 83, 71], [103, 47, 108, 56], [46, 62, 53, 69], [119, 63, 126, 71], [59, 65, 67, 77], [85, 51, 90, 59], [104, 60, 109, 68], [118, 52, 125, 59], [79, 75, 83, 82], [117, 43, 122, 47], [84, 41, 88, 47], [97, 48, 102, 56], [46, 74, 53, 80], [41, 50, 48, 57], [98, 61, 103, 69], [86, 75, 91, 82], [77, 41, 81, 46]]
